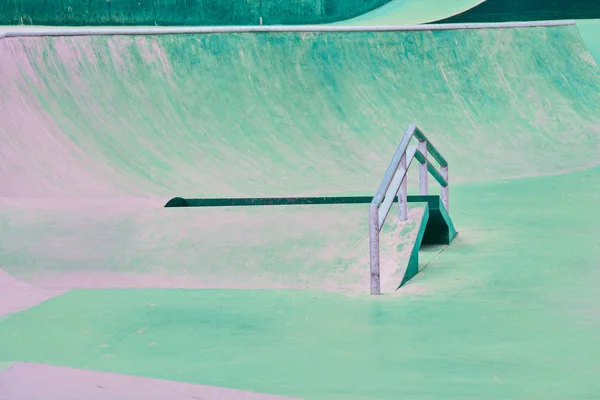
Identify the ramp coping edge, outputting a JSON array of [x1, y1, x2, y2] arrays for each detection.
[[0, 20, 575, 39]]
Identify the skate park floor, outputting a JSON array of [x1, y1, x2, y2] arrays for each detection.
[[1, 166, 600, 398], [1, 7, 600, 400]]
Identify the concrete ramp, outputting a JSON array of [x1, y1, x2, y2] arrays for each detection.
[[2, 23, 600, 296], [2, 25, 600, 200]]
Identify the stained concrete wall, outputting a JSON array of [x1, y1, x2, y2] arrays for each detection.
[[0, 0, 389, 26]]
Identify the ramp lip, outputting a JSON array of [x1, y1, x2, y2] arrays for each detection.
[[0, 20, 576, 39]]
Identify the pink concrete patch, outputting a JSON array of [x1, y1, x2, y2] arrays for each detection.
[[0, 363, 299, 400], [0, 38, 133, 198], [0, 269, 64, 318]]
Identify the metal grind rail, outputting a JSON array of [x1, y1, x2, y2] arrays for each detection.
[[369, 123, 449, 295]]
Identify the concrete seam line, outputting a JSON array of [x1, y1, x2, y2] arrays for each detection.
[[0, 20, 576, 39]]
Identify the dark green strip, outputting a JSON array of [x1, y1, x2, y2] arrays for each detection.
[[413, 152, 449, 187], [164, 195, 441, 208], [413, 129, 448, 167], [433, 0, 600, 24]]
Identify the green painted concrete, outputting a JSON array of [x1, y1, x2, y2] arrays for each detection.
[[0, 0, 392, 26], [400, 205, 429, 286], [578, 20, 600, 65], [435, 0, 600, 23], [3, 26, 600, 199], [1, 166, 599, 398], [337, 0, 483, 26]]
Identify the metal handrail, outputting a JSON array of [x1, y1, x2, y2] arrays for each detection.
[[369, 123, 449, 295]]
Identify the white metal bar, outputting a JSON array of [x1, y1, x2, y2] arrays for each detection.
[[369, 204, 381, 295], [378, 164, 406, 229], [418, 140, 428, 195], [0, 20, 576, 40], [377, 145, 416, 229], [371, 124, 416, 207], [441, 165, 449, 212], [398, 153, 408, 222]]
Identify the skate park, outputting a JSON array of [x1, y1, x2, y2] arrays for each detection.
[[1, 0, 600, 398]]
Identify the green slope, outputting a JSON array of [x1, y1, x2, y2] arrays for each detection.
[[2, 25, 600, 199]]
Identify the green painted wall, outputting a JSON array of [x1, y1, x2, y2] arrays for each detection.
[[435, 0, 600, 23], [0, 0, 389, 26]]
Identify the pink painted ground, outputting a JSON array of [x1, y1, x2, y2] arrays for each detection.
[[0, 269, 64, 318], [0, 363, 298, 400]]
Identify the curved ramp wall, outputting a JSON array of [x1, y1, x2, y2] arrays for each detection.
[[1, 25, 600, 199], [0, 0, 390, 26]]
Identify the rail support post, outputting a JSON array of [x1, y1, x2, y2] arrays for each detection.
[[369, 204, 381, 295], [418, 140, 428, 195], [398, 153, 408, 222], [441, 165, 449, 212]]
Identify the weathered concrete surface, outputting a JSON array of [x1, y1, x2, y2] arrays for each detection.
[[0, 363, 299, 400], [2, 26, 600, 200]]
